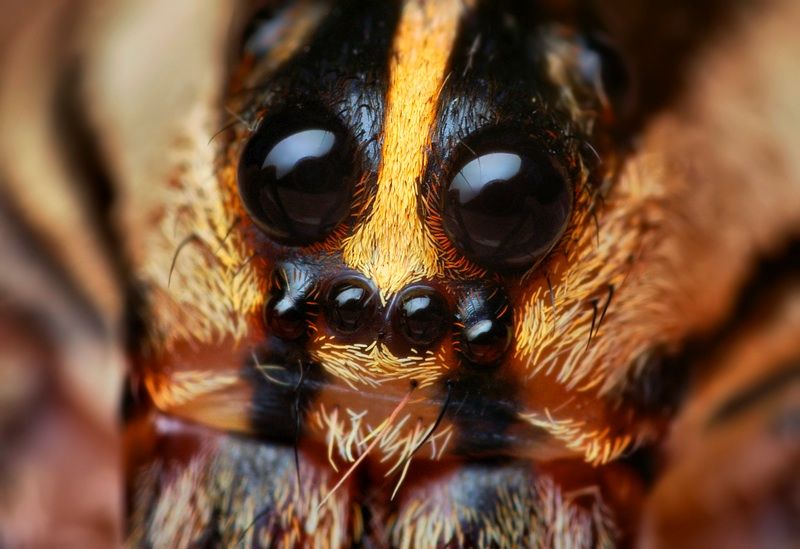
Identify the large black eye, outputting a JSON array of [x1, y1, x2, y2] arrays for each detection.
[[237, 112, 355, 244], [442, 136, 573, 269]]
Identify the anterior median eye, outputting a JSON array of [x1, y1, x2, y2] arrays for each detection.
[[237, 112, 356, 244], [442, 139, 573, 270]]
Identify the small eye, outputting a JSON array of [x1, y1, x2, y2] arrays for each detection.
[[237, 112, 356, 244], [577, 34, 634, 120], [442, 137, 572, 269]]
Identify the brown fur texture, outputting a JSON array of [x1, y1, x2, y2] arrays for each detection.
[[1, 0, 799, 546]]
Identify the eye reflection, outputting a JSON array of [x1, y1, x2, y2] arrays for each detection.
[[237, 115, 355, 245], [263, 129, 336, 178], [443, 142, 573, 269], [453, 152, 522, 204]]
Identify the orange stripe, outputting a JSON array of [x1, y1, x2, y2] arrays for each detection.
[[342, 0, 464, 296]]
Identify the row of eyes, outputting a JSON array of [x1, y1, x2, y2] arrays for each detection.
[[237, 111, 574, 270]]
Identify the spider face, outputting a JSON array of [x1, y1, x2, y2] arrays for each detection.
[[130, 1, 665, 545], [1, 0, 797, 545], [205, 0, 629, 463]]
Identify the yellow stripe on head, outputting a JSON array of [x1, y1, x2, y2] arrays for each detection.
[[342, 0, 465, 297]]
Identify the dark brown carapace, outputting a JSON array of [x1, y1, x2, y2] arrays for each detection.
[[120, 1, 800, 547]]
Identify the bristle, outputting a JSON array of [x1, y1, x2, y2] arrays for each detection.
[[317, 382, 417, 512]]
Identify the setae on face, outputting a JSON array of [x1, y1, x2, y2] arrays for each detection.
[[1, 0, 799, 547]]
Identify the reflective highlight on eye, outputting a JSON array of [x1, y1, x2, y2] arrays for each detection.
[[263, 129, 336, 177], [452, 152, 522, 204]]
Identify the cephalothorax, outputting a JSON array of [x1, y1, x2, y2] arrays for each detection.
[[1, 0, 798, 547], [130, 3, 650, 545], [122, 1, 800, 547]]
